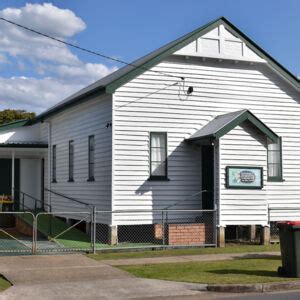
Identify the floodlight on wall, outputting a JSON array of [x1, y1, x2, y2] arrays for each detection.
[[187, 86, 194, 95]]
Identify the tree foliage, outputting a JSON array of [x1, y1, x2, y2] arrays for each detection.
[[0, 109, 36, 125]]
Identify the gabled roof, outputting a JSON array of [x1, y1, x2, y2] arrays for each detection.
[[34, 17, 300, 122], [186, 110, 278, 144], [0, 119, 30, 132]]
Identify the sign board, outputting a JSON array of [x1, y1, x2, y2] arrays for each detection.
[[226, 166, 263, 189]]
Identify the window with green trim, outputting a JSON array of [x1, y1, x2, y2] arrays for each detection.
[[267, 138, 282, 181], [52, 145, 57, 183], [149, 132, 168, 180], [68, 140, 74, 182], [88, 135, 95, 181]]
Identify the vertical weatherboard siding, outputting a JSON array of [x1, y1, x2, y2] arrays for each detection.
[[48, 95, 112, 218], [113, 56, 300, 226]]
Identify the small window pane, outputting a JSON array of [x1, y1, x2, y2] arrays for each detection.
[[151, 148, 166, 162], [69, 140, 74, 181], [268, 153, 280, 164], [88, 135, 95, 180], [151, 162, 166, 176], [52, 145, 56, 182]]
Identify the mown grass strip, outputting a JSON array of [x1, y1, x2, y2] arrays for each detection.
[[119, 257, 295, 284], [88, 244, 280, 261]]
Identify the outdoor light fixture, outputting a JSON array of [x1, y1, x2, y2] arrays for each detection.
[[187, 86, 194, 95]]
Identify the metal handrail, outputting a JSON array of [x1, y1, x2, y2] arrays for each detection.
[[164, 189, 209, 210], [14, 188, 51, 213], [45, 187, 91, 207]]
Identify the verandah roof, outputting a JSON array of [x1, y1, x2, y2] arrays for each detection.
[[0, 142, 48, 148], [186, 110, 278, 144]]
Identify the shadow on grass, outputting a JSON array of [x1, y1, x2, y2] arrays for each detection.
[[208, 269, 279, 278], [233, 254, 281, 260]]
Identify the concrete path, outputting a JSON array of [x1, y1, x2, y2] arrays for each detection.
[[0, 254, 207, 299], [103, 251, 280, 266]]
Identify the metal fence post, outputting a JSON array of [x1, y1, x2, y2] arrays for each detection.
[[22, 194, 25, 211], [213, 204, 218, 247], [92, 206, 96, 254], [162, 210, 165, 246], [32, 214, 37, 254]]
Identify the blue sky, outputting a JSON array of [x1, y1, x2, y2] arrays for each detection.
[[0, 0, 298, 112]]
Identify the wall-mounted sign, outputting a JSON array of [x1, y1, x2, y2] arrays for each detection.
[[226, 166, 263, 189]]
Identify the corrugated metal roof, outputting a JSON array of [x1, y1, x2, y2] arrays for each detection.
[[186, 110, 278, 143], [0, 119, 30, 132]]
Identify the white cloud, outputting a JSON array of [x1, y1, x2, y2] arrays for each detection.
[[2, 3, 86, 37], [0, 76, 88, 112], [0, 3, 86, 65], [51, 63, 118, 82], [0, 3, 117, 113]]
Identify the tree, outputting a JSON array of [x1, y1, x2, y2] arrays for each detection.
[[0, 109, 36, 125]]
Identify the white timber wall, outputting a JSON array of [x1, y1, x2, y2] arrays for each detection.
[[113, 55, 300, 226], [20, 159, 41, 209], [219, 122, 268, 226], [48, 95, 112, 220]]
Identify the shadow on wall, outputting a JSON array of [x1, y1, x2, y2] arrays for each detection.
[[135, 140, 203, 213]]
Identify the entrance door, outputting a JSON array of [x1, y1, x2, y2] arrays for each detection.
[[0, 159, 11, 196], [201, 146, 214, 209], [0, 159, 20, 210]]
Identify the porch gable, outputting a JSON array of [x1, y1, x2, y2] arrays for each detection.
[[186, 110, 278, 145]]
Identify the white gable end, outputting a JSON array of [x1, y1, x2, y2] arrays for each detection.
[[174, 23, 265, 63]]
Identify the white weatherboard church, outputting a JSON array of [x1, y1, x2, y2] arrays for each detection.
[[0, 17, 299, 247]]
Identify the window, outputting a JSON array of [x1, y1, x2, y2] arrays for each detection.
[[52, 145, 56, 183], [88, 135, 95, 181], [267, 137, 282, 181], [68, 140, 74, 182], [149, 132, 168, 180]]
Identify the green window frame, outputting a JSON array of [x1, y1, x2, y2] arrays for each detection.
[[267, 137, 283, 181], [149, 132, 168, 181], [52, 145, 57, 183], [88, 135, 95, 181], [68, 140, 74, 182]]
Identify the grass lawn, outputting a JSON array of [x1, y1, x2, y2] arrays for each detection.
[[0, 276, 11, 292], [88, 244, 280, 261], [119, 257, 294, 284]]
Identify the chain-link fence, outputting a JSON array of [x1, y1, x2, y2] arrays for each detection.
[[0, 212, 35, 254], [268, 207, 300, 243], [0, 209, 217, 254], [94, 209, 216, 250], [35, 211, 93, 253]]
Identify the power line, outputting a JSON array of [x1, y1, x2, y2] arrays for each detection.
[[0, 16, 184, 81], [116, 81, 180, 110]]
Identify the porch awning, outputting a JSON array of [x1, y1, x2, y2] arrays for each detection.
[[0, 142, 48, 148], [186, 110, 278, 144]]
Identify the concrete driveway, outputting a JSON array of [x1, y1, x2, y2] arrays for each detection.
[[0, 254, 207, 300]]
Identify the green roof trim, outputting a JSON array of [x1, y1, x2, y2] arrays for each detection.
[[34, 17, 299, 122], [186, 110, 279, 144], [0, 119, 30, 132]]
